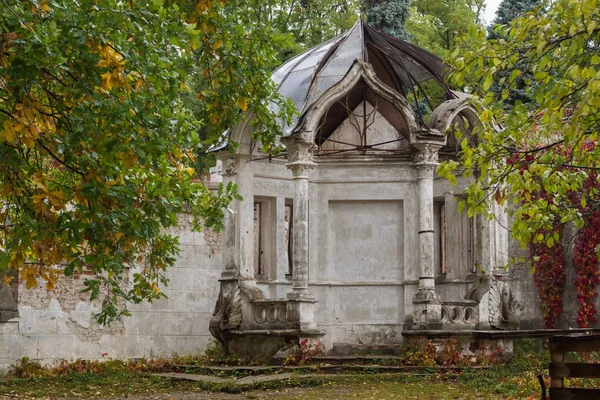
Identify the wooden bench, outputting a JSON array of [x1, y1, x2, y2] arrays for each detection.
[[548, 333, 600, 400]]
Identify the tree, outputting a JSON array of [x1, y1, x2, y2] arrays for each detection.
[[406, 0, 482, 57], [364, 0, 410, 41], [251, 0, 360, 68], [438, 0, 600, 324], [486, 0, 542, 105], [488, 0, 541, 38], [0, 0, 293, 323]]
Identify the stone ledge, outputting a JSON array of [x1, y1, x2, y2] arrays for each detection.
[[224, 328, 326, 338]]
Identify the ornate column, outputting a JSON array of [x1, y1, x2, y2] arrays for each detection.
[[284, 135, 318, 330], [412, 143, 443, 329], [285, 137, 315, 300]]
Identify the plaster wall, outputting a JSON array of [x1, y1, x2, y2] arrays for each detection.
[[0, 214, 221, 371]]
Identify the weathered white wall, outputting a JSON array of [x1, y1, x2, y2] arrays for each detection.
[[0, 213, 222, 371], [306, 161, 416, 347]]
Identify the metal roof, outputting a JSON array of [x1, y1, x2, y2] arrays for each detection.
[[273, 19, 454, 136]]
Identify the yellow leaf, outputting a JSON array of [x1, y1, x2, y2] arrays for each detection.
[[23, 136, 35, 148], [238, 97, 247, 112], [1, 120, 16, 143], [101, 71, 114, 90], [31, 171, 48, 191]]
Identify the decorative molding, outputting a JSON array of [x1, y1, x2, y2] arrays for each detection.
[[427, 96, 481, 134], [253, 303, 288, 324], [287, 143, 313, 164], [488, 276, 521, 330], [441, 303, 478, 325], [209, 283, 243, 346], [223, 157, 237, 176], [286, 162, 315, 178]]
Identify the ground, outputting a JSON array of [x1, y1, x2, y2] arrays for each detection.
[[78, 382, 506, 400], [0, 380, 510, 400], [0, 372, 536, 400], [0, 340, 550, 399]]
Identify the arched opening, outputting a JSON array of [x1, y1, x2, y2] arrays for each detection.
[[313, 79, 412, 156]]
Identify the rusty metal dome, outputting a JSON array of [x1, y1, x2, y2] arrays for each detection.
[[272, 19, 455, 135]]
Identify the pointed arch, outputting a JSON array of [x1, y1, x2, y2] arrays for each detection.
[[294, 62, 424, 145]]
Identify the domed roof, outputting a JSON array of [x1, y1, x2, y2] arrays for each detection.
[[273, 19, 455, 136]]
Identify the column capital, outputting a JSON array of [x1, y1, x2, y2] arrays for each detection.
[[286, 161, 316, 178], [412, 143, 442, 166], [285, 137, 316, 178]]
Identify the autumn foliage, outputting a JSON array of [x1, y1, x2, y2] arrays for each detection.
[[0, 0, 292, 322]]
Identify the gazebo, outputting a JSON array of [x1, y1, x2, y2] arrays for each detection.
[[209, 19, 514, 357]]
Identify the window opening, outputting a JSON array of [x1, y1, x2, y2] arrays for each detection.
[[253, 202, 263, 276], [469, 214, 477, 273], [284, 204, 293, 275], [439, 203, 447, 275]]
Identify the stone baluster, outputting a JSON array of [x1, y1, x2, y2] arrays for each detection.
[[412, 143, 442, 329]]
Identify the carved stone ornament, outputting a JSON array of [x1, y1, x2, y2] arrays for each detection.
[[413, 144, 440, 165], [223, 157, 237, 175], [287, 161, 315, 178], [488, 276, 521, 330], [287, 143, 313, 164], [286, 141, 315, 177], [209, 284, 242, 346]]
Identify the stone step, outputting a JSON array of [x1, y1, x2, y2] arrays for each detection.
[[153, 370, 459, 387], [309, 355, 402, 365], [172, 363, 483, 375], [329, 343, 400, 356]]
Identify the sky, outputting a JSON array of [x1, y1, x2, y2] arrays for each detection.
[[483, 0, 502, 25]]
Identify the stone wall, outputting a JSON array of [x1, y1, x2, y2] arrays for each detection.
[[0, 213, 222, 371]]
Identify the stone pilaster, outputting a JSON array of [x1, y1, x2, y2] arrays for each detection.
[[220, 157, 238, 280], [217, 155, 255, 281], [412, 143, 442, 329]]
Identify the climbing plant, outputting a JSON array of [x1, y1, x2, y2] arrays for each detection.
[[437, 0, 600, 326], [571, 169, 600, 328], [530, 226, 566, 328]]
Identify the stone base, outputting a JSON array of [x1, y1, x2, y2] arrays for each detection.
[[286, 297, 318, 330], [402, 329, 513, 355], [224, 329, 326, 360], [329, 343, 399, 356], [411, 289, 442, 330]]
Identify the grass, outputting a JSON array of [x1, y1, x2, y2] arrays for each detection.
[[0, 372, 514, 399], [0, 339, 554, 399]]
